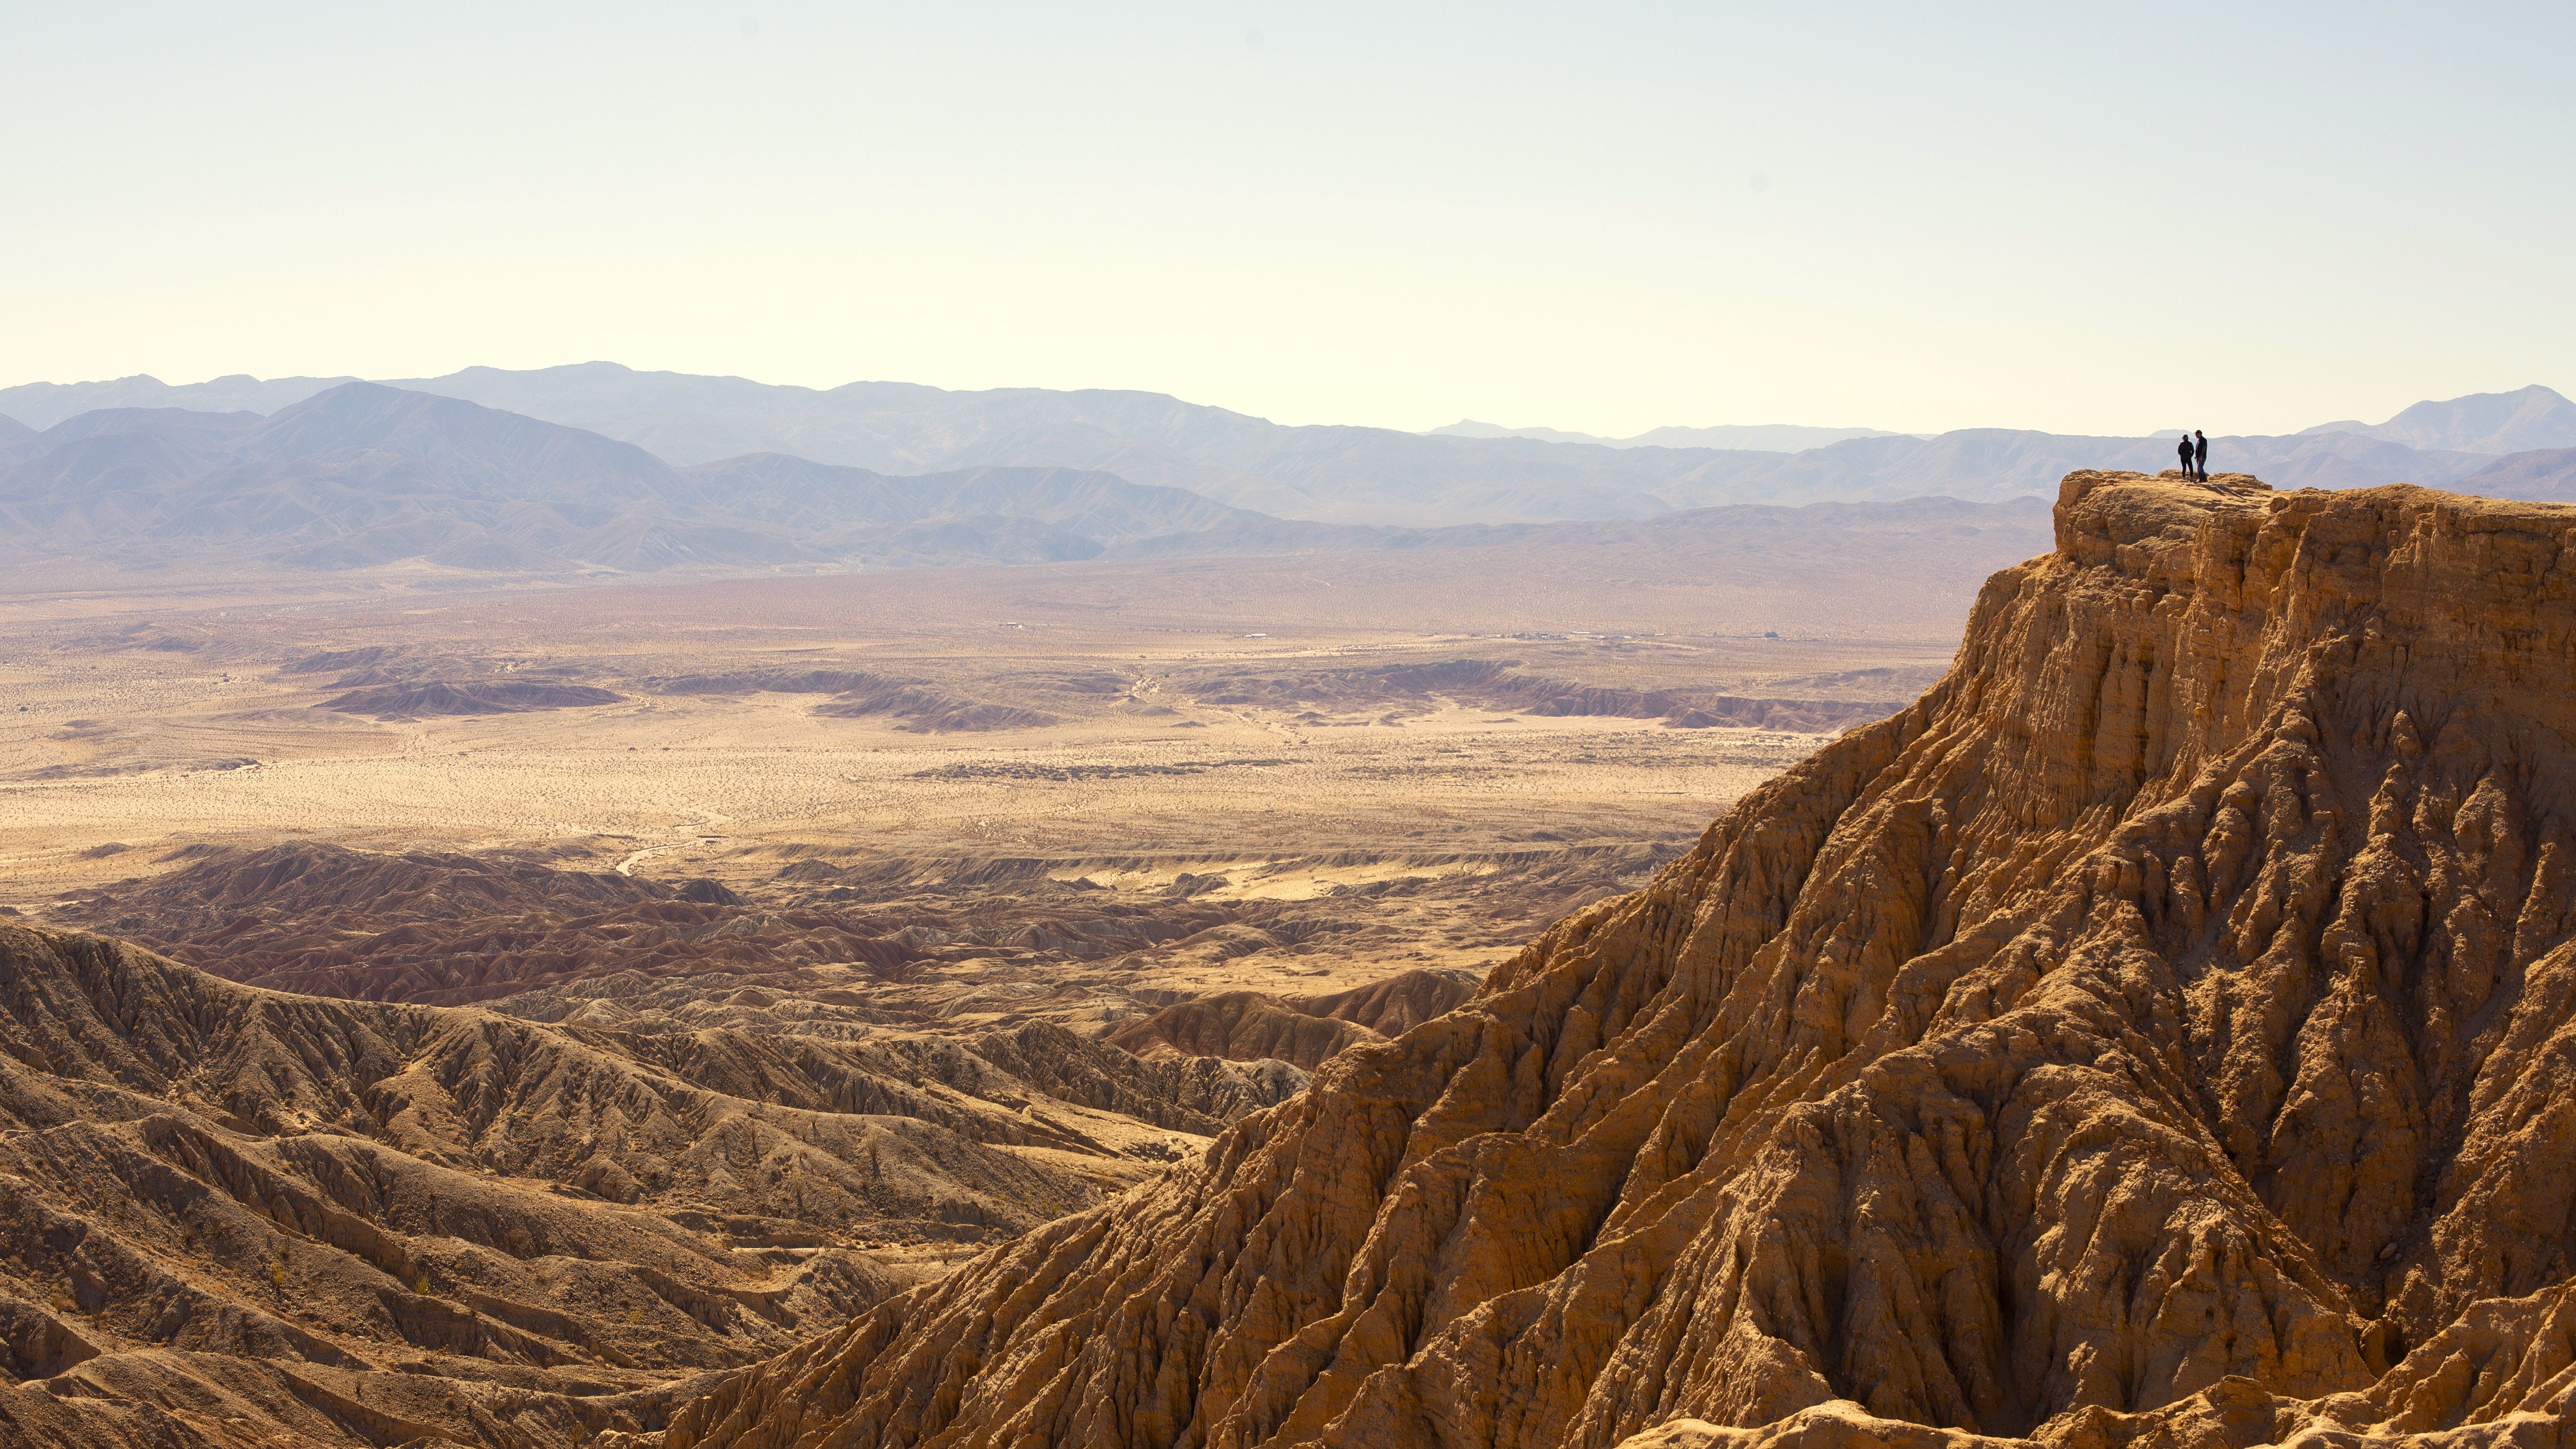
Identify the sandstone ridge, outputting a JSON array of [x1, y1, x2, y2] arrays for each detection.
[[666, 473, 2576, 1449], [1105, 969, 1483, 1071]]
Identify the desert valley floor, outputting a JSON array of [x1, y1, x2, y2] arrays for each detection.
[[0, 555, 1949, 982]]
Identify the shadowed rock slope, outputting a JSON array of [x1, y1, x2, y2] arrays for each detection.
[[59, 840, 925, 1005], [666, 472, 2576, 1449]]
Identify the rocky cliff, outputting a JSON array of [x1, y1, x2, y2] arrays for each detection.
[[666, 473, 2576, 1449]]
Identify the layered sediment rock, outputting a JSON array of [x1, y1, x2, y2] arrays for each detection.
[[668, 474, 2576, 1449], [0, 922, 1291, 1446]]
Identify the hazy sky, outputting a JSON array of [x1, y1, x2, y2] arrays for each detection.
[[5, 3, 2571, 436]]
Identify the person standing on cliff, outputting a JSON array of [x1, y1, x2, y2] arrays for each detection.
[[2178, 434, 2195, 478], [2195, 429, 2209, 479]]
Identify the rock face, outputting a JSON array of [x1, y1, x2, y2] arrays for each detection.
[[666, 474, 2576, 1449]]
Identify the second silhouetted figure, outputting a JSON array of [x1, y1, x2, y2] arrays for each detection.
[[2195, 430, 2209, 480]]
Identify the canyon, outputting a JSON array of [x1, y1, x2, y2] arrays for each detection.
[[9, 470, 2576, 1449]]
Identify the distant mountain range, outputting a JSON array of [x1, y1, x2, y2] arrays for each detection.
[[0, 379, 2072, 589], [2299, 383, 2576, 454], [2442, 445, 2576, 502], [0, 372, 360, 426], [0, 382, 1302, 575], [4, 370, 2574, 550], [1440, 387, 2576, 460]]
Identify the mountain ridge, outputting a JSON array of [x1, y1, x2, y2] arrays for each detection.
[[0, 381, 1306, 576], [2299, 383, 2576, 454], [0, 382, 2067, 625], [9, 365, 2567, 525], [2453, 444, 2576, 501]]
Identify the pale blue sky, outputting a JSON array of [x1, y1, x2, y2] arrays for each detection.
[[4, 2, 2570, 436]]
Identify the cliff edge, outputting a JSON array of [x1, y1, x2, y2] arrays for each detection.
[[668, 471, 2576, 1449]]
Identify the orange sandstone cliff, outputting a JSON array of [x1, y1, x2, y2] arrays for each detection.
[[667, 472, 2576, 1449]]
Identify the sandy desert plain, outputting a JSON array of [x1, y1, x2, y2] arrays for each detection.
[[0, 535, 1974, 998]]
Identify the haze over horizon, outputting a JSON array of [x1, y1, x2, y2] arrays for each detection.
[[9, 360, 2573, 454], [6, 4, 2572, 439]]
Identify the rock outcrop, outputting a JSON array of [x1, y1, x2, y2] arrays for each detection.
[[1178, 657, 1907, 732], [1106, 970, 1484, 1070], [317, 679, 626, 716], [1106, 991, 1383, 1070], [665, 474, 2576, 1449], [1294, 967, 1483, 1037]]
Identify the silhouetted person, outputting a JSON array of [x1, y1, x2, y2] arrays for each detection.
[[2178, 434, 2194, 478], [2195, 430, 2209, 479]]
